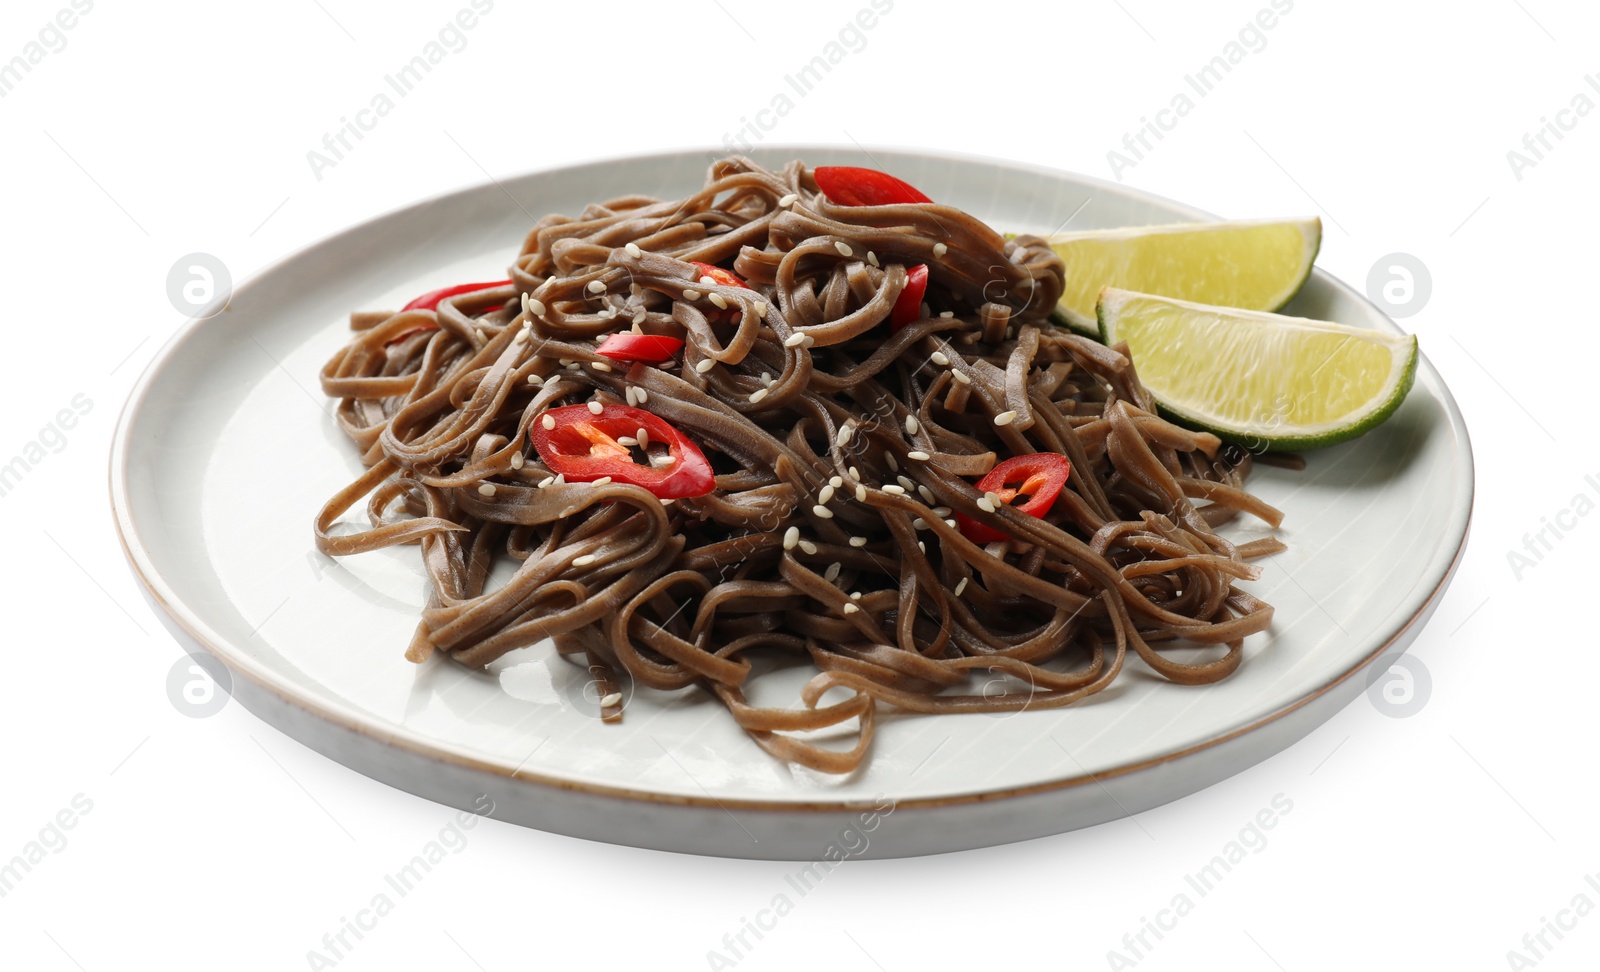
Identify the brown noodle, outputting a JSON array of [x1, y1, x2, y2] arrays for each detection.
[[315, 156, 1282, 774]]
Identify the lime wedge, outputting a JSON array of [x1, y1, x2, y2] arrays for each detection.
[[1047, 218, 1320, 334], [1097, 288, 1418, 451]]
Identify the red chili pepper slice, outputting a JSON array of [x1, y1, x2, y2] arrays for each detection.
[[528, 403, 716, 499], [688, 262, 751, 289], [890, 263, 929, 331], [813, 166, 933, 207], [595, 333, 685, 363], [955, 453, 1072, 544], [401, 280, 513, 313]]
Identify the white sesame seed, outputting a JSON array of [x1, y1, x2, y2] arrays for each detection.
[[660, 497, 674, 505], [904, 415, 919, 435], [897, 475, 916, 491], [761, 372, 774, 388], [538, 475, 555, 488], [986, 491, 1003, 507], [918, 542, 926, 553], [823, 562, 841, 583], [945, 519, 957, 528], [632, 311, 646, 326], [478, 483, 496, 496], [695, 359, 715, 374], [918, 485, 935, 503], [951, 370, 972, 386], [527, 374, 544, 386], [939, 311, 954, 319], [636, 428, 649, 449], [977, 497, 997, 513], [625, 386, 639, 406], [565, 363, 580, 371], [529, 298, 547, 316], [908, 451, 931, 462], [801, 334, 815, 348], [753, 302, 767, 319], [587, 280, 606, 294], [749, 388, 769, 404], [799, 540, 818, 555], [510, 453, 525, 470], [587, 401, 604, 415], [843, 602, 860, 615], [783, 526, 800, 550], [784, 333, 807, 348], [559, 358, 574, 366], [636, 387, 649, 404], [932, 507, 952, 517], [683, 288, 701, 301], [617, 436, 637, 447], [848, 466, 860, 479], [933, 242, 948, 257], [867, 251, 879, 268], [836, 425, 853, 447], [779, 193, 798, 207], [699, 275, 717, 286], [850, 591, 862, 601], [829, 476, 844, 489], [574, 554, 597, 566], [885, 453, 898, 472], [599, 692, 623, 707], [849, 536, 868, 547], [511, 329, 527, 345], [954, 577, 969, 597], [625, 242, 643, 258], [993, 410, 1018, 427], [931, 351, 950, 366], [591, 361, 613, 372], [812, 504, 834, 518], [554, 473, 566, 485], [912, 518, 928, 530], [854, 484, 867, 502], [834, 241, 853, 257], [591, 476, 613, 487], [709, 292, 728, 310], [819, 484, 835, 504], [651, 454, 676, 467], [882, 484, 907, 495], [542, 415, 556, 430]]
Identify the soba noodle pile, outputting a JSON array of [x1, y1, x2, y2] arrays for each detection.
[[315, 157, 1283, 773]]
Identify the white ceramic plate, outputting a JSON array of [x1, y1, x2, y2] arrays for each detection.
[[111, 147, 1472, 859]]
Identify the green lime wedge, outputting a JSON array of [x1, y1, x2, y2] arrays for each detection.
[[1047, 218, 1321, 335], [1096, 288, 1418, 451]]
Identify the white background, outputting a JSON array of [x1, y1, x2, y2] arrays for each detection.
[[1, 0, 1592, 969]]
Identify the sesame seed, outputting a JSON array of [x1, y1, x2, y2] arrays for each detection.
[[918, 542, 926, 553], [553, 474, 566, 485], [699, 276, 717, 287], [951, 370, 972, 386], [867, 251, 879, 268], [632, 311, 646, 326], [749, 388, 769, 404], [908, 451, 931, 462], [695, 359, 716, 374], [854, 484, 867, 502], [529, 298, 547, 316], [993, 410, 1018, 426], [985, 491, 1003, 507], [542, 415, 556, 430], [897, 475, 916, 491], [912, 518, 928, 530], [591, 361, 613, 372], [932, 507, 952, 517], [587, 401, 604, 415], [829, 475, 844, 488], [848, 466, 860, 479], [599, 692, 623, 707], [511, 329, 527, 345], [574, 554, 597, 566], [709, 292, 728, 310], [977, 497, 997, 513], [933, 242, 948, 257], [651, 454, 676, 467], [779, 192, 798, 207], [834, 241, 853, 257], [945, 519, 957, 528], [538, 476, 555, 488], [559, 358, 573, 366], [849, 536, 868, 547], [478, 483, 496, 496], [660, 497, 674, 505], [566, 363, 580, 371], [761, 372, 774, 388], [753, 302, 767, 319], [931, 351, 950, 366], [527, 374, 544, 386], [918, 485, 935, 503], [882, 484, 907, 495], [636, 428, 649, 448], [843, 602, 860, 615], [812, 504, 834, 518], [799, 540, 818, 555], [885, 453, 898, 472], [617, 436, 637, 447], [836, 425, 853, 447], [823, 562, 841, 583], [783, 526, 800, 550], [587, 280, 606, 294], [635, 388, 649, 404], [819, 484, 835, 504], [625, 387, 639, 406], [683, 288, 701, 301], [591, 476, 613, 487], [939, 311, 955, 319], [954, 577, 969, 597], [510, 453, 525, 470], [599, 307, 617, 320], [784, 333, 807, 348], [801, 334, 815, 348], [625, 242, 643, 258]]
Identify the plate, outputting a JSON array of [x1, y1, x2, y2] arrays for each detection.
[[110, 146, 1473, 859]]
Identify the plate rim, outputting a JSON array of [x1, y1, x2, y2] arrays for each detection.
[[108, 143, 1476, 813]]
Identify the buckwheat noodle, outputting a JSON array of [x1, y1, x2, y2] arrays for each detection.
[[315, 157, 1283, 774]]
